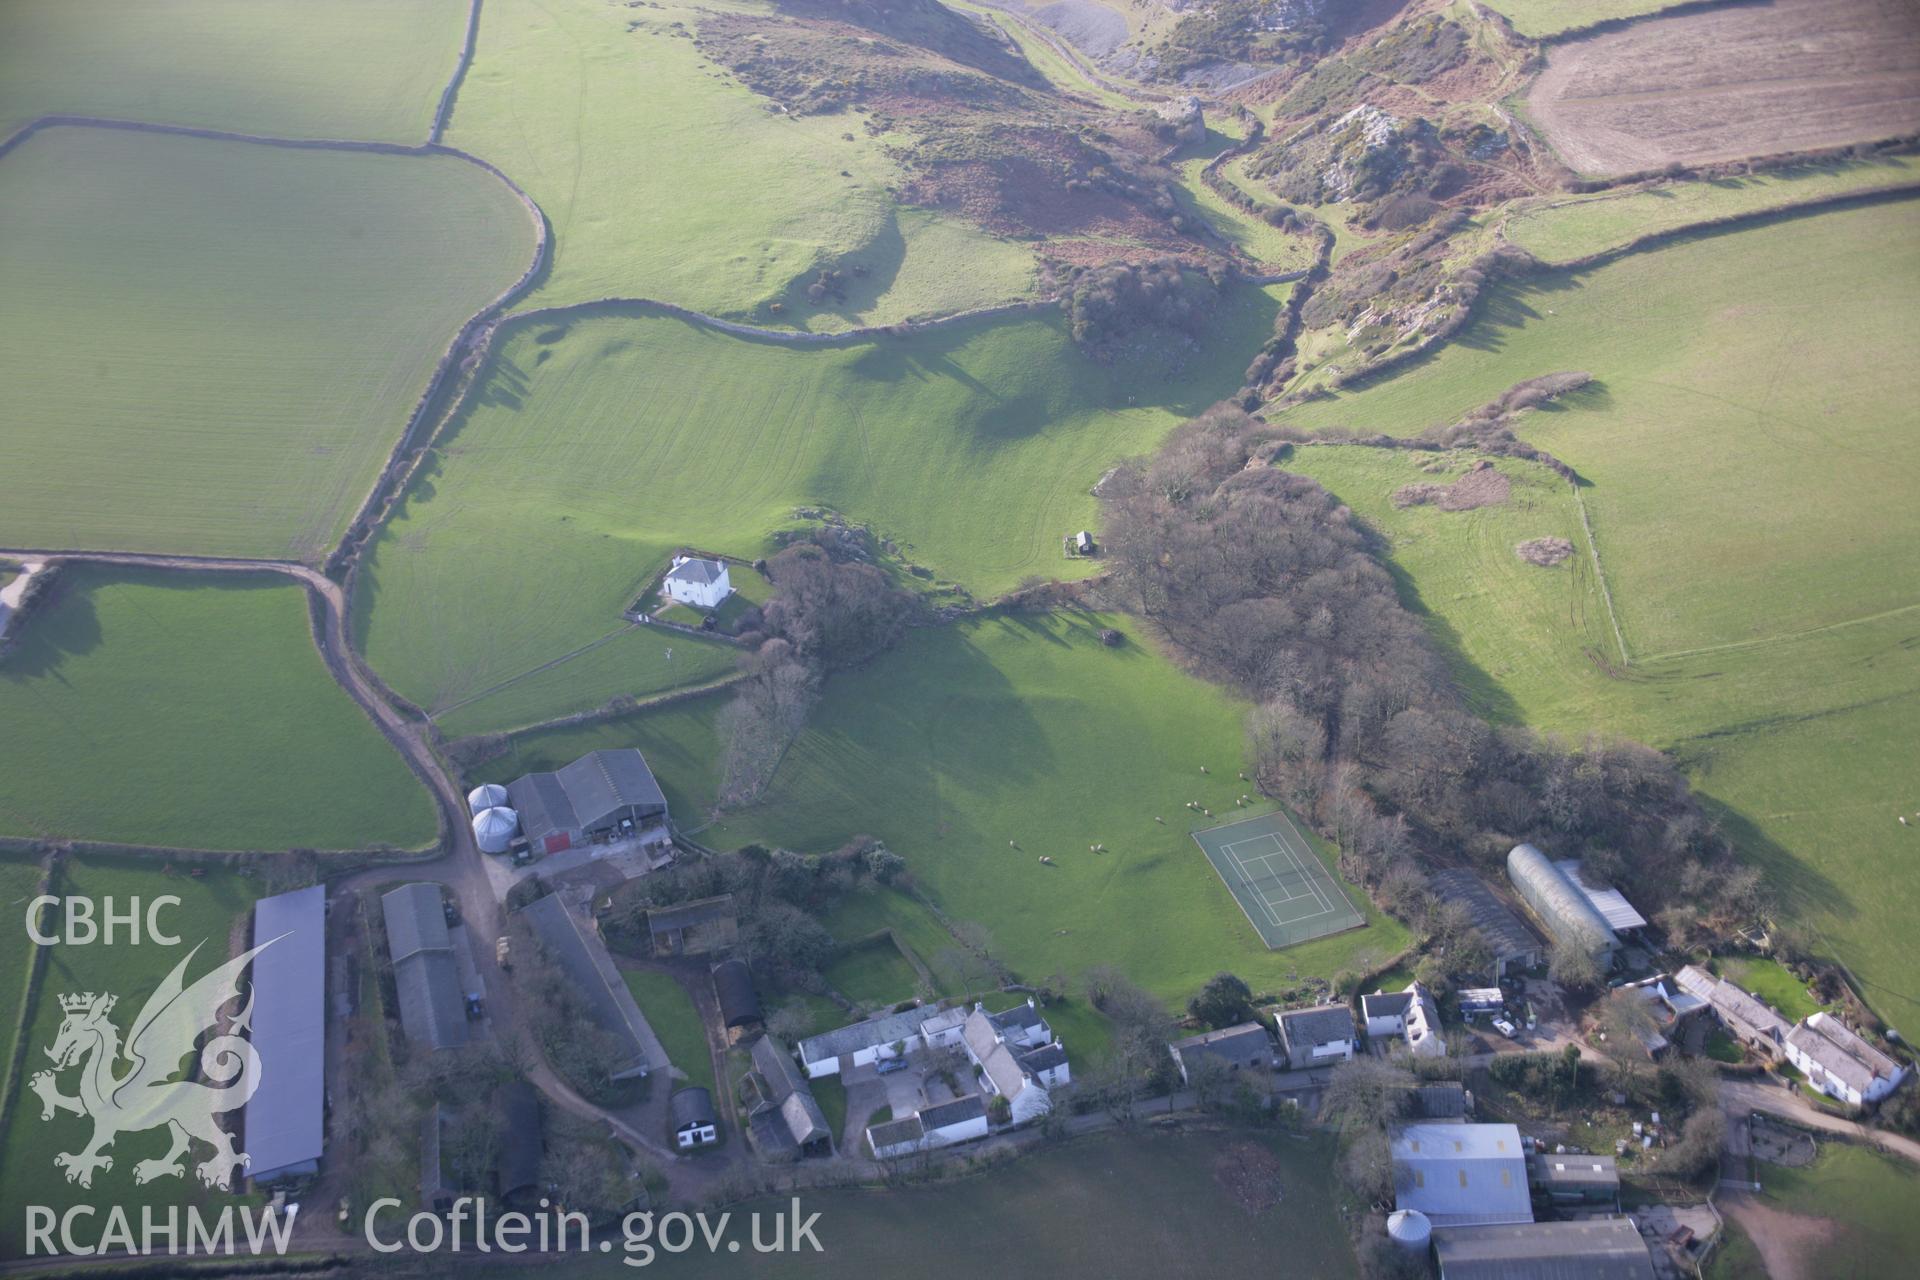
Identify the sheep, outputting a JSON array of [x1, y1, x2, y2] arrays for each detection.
[[1155, 816, 1165, 824], [1201, 766, 1209, 774]]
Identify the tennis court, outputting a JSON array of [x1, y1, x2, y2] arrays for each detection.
[[1192, 810, 1365, 949]]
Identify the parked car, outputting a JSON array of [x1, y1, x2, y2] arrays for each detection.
[[875, 1057, 909, 1075], [465, 994, 485, 1021], [1491, 1016, 1519, 1039]]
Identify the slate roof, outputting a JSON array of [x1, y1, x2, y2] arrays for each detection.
[[1432, 1219, 1655, 1280], [1278, 1003, 1355, 1048], [383, 883, 449, 964], [1415, 1082, 1469, 1119], [667, 557, 728, 587], [964, 1008, 1034, 1100], [988, 1001, 1047, 1037], [798, 1004, 930, 1067], [1019, 1043, 1069, 1074], [382, 885, 467, 1051], [866, 1115, 924, 1151], [1788, 1013, 1902, 1094], [519, 893, 655, 1078], [1428, 869, 1546, 964], [1169, 1022, 1271, 1071], [751, 1036, 830, 1147], [1675, 966, 1790, 1043], [245, 885, 326, 1179], [918, 1094, 987, 1131], [510, 749, 666, 841], [1363, 990, 1416, 1020]]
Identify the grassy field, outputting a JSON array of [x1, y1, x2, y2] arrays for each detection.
[[0, 568, 436, 851], [0, 857, 261, 1258], [621, 969, 715, 1096], [1739, 1144, 1920, 1274], [0, 855, 45, 1121], [1505, 157, 1920, 263], [479, 612, 1408, 1004], [433, 627, 740, 738], [0, 0, 468, 142], [0, 126, 535, 561], [1275, 200, 1920, 1019], [446, 0, 1035, 323], [1479, 0, 1703, 38], [356, 287, 1284, 715], [476, 1129, 1356, 1278], [1176, 153, 1320, 272], [824, 939, 924, 1009], [1717, 956, 1825, 1023]]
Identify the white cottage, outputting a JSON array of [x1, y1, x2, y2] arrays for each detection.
[[962, 1001, 1069, 1125], [663, 555, 733, 609], [1785, 1013, 1908, 1106]]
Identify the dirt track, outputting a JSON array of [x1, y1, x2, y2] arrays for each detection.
[[1528, 0, 1920, 175]]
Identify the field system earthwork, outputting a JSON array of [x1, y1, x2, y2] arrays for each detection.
[[2, 0, 1919, 1263]]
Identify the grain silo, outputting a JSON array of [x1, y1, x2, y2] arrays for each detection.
[[472, 806, 519, 855], [467, 783, 509, 817]]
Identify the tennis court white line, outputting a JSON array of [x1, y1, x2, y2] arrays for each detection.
[[1221, 833, 1336, 925]]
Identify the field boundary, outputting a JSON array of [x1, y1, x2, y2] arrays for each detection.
[[0, 856, 54, 1155], [429, 0, 485, 145]]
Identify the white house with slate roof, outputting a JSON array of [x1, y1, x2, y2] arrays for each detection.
[[663, 555, 732, 609], [1785, 1012, 1908, 1106], [1277, 1003, 1356, 1068], [962, 1000, 1069, 1125], [866, 1094, 991, 1160], [1363, 983, 1446, 1060]]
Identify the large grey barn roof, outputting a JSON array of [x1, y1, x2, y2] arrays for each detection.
[[245, 885, 326, 1179], [498, 1082, 542, 1196], [509, 749, 666, 840], [1508, 844, 1617, 956], [1428, 869, 1546, 963], [1433, 1218, 1655, 1280], [519, 893, 656, 1078], [711, 958, 762, 1028], [382, 882, 449, 963], [382, 884, 467, 1051]]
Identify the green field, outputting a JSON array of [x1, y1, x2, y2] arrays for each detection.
[[0, 126, 535, 560], [0, 0, 468, 142], [433, 627, 740, 738], [1741, 1144, 1920, 1274], [621, 969, 716, 1097], [446, 0, 1035, 323], [0, 856, 45, 1117], [1717, 956, 1825, 1024], [0, 568, 436, 851], [824, 939, 924, 1009], [1479, 0, 1703, 38], [476, 1129, 1357, 1278], [1276, 200, 1920, 1020], [1177, 154, 1320, 272], [0, 858, 261, 1258], [356, 288, 1284, 715], [480, 612, 1407, 1002], [1505, 158, 1920, 263]]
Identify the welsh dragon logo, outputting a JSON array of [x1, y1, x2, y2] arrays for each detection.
[[29, 936, 280, 1190]]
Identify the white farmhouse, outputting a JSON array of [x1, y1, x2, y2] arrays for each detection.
[[663, 555, 733, 609], [865, 1094, 991, 1160], [1363, 983, 1446, 1059], [962, 1000, 1069, 1125], [1784, 1012, 1908, 1106]]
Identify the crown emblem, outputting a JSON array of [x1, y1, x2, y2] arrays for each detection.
[[59, 992, 114, 1016]]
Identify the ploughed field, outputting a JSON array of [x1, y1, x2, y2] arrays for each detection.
[[1527, 0, 1920, 175], [0, 126, 536, 561], [1280, 198, 1920, 1017]]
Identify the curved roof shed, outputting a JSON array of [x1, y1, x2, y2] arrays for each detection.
[[1507, 844, 1617, 958], [711, 958, 762, 1029]]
